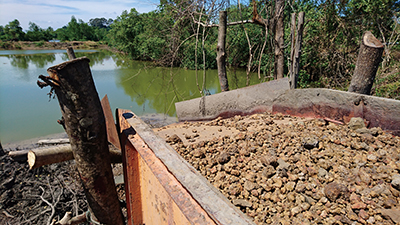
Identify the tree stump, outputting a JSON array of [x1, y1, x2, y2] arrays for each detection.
[[38, 57, 124, 225], [348, 31, 384, 95], [66, 46, 76, 60]]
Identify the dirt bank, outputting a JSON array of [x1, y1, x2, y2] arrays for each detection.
[[0, 113, 176, 224], [0, 41, 109, 51]]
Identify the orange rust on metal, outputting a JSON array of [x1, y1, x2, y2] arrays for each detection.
[[119, 113, 143, 225], [118, 109, 217, 225], [101, 95, 121, 149], [128, 134, 204, 224]]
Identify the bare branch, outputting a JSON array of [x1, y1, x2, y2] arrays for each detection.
[[55, 212, 87, 225]]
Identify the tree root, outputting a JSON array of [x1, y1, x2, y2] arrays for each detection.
[[52, 212, 86, 225]]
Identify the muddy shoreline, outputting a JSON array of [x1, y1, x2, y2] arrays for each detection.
[[2, 113, 177, 152], [0, 41, 110, 51]]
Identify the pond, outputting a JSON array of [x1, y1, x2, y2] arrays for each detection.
[[0, 49, 263, 143]]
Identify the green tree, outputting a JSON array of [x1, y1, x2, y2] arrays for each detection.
[[55, 26, 68, 41], [297, 0, 399, 88], [3, 19, 25, 41], [44, 27, 56, 41], [56, 16, 95, 41], [89, 18, 113, 29], [25, 22, 45, 41], [89, 17, 113, 41], [0, 26, 5, 40], [108, 8, 144, 59]]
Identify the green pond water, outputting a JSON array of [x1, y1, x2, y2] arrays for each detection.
[[0, 49, 262, 143]]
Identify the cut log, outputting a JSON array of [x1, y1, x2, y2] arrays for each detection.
[[28, 145, 72, 169], [348, 31, 384, 95], [37, 138, 69, 145], [27, 145, 122, 169], [9, 145, 121, 164], [38, 57, 123, 225], [8, 150, 30, 161]]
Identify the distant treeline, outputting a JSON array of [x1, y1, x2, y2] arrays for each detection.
[[0, 17, 112, 42], [1, 0, 399, 93]]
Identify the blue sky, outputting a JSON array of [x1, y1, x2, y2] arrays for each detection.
[[0, 0, 158, 30]]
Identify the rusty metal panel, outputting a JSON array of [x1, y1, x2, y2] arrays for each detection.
[[101, 94, 121, 149], [120, 109, 256, 225], [118, 109, 219, 225], [118, 112, 142, 225]]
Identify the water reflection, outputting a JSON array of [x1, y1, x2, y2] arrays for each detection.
[[116, 65, 222, 116], [1, 50, 116, 70], [2, 50, 261, 113], [0, 49, 263, 143], [7, 54, 56, 69]]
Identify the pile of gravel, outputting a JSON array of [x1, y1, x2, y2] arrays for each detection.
[[168, 113, 400, 224]]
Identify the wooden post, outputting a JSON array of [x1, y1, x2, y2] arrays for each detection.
[[348, 31, 384, 95], [67, 47, 76, 60], [217, 11, 229, 92], [38, 57, 124, 225]]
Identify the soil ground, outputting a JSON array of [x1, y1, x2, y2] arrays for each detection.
[[0, 113, 176, 225]]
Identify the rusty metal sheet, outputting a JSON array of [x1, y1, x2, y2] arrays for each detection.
[[101, 95, 121, 149], [117, 109, 222, 225], [118, 110, 142, 225], [120, 109, 256, 225]]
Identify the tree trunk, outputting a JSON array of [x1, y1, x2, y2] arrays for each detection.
[[348, 31, 384, 95], [289, 13, 296, 88], [217, 11, 229, 92], [274, 0, 285, 80], [290, 12, 305, 89], [8, 149, 30, 161], [38, 57, 124, 225]]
